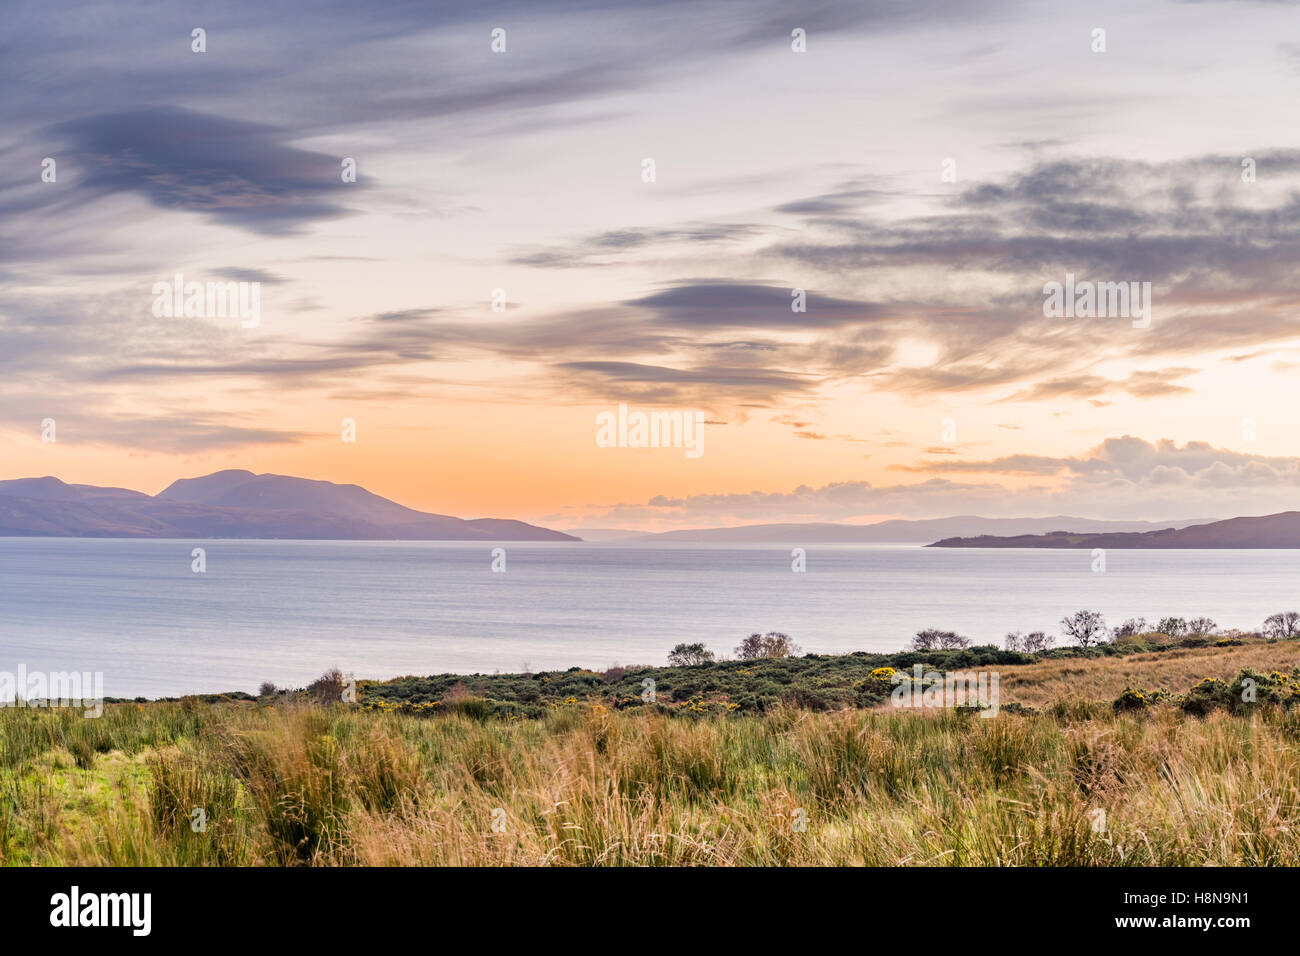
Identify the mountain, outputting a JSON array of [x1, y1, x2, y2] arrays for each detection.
[[928, 511, 1300, 548], [634, 515, 1209, 543], [0, 471, 578, 541], [561, 528, 651, 542]]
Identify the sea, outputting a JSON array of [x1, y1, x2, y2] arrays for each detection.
[[0, 537, 1294, 698]]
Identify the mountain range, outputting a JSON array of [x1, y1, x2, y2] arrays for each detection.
[[5, 473, 1272, 545], [0, 471, 577, 540], [929, 512, 1300, 548], [572, 515, 1210, 543]]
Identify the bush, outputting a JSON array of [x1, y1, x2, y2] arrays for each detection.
[[1113, 687, 1151, 713], [307, 668, 347, 704], [1181, 676, 1233, 717], [1111, 633, 1151, 653], [735, 632, 800, 660], [1111, 618, 1148, 640], [910, 629, 970, 651], [667, 643, 715, 666]]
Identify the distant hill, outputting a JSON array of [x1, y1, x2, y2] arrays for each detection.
[[929, 512, 1300, 549], [562, 528, 650, 542], [637, 515, 1208, 543], [0, 471, 578, 541]]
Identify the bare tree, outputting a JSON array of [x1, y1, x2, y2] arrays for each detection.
[[1061, 610, 1107, 647], [911, 628, 970, 651], [1186, 617, 1217, 636], [735, 632, 801, 659], [1263, 612, 1300, 639], [1007, 630, 1053, 652], [1156, 617, 1188, 637], [1022, 631, 1054, 653], [1111, 617, 1148, 640]]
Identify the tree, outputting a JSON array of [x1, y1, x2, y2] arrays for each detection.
[[1111, 617, 1148, 640], [1007, 630, 1053, 652], [910, 628, 969, 651], [258, 681, 278, 697], [1155, 617, 1188, 638], [1061, 610, 1107, 647], [734, 632, 801, 659], [1263, 612, 1300, 639], [1186, 617, 1217, 636], [1022, 630, 1054, 653], [667, 642, 715, 666]]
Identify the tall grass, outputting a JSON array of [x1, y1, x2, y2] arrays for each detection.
[[1, 695, 1298, 866]]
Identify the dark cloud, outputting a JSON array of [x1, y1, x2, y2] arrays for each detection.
[[213, 268, 288, 284], [626, 281, 886, 329], [556, 360, 814, 404], [47, 108, 357, 235]]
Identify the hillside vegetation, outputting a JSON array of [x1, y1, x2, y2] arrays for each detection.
[[3, 636, 1298, 866]]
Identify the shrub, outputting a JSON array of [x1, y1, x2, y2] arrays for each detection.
[[1111, 617, 1148, 640], [910, 629, 970, 651], [1181, 676, 1232, 717], [307, 668, 347, 704], [1113, 687, 1150, 713], [667, 643, 715, 666], [1111, 633, 1151, 653], [735, 632, 800, 660]]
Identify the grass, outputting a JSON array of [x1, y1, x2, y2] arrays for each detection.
[[999, 640, 1300, 708], [3, 638, 1300, 866]]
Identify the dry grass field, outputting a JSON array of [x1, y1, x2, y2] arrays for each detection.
[[996, 641, 1300, 708], [2, 641, 1298, 867]]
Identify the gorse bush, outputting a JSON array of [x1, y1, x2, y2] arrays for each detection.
[[1110, 667, 1300, 717]]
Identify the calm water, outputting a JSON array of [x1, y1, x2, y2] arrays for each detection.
[[0, 538, 1295, 698]]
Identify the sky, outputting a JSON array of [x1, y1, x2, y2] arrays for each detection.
[[3, 0, 1300, 530]]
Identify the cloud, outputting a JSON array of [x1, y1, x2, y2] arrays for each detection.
[[577, 437, 1300, 527], [46, 108, 358, 235], [895, 435, 1300, 482], [509, 224, 761, 268], [626, 281, 886, 330]]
